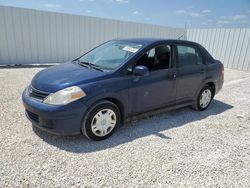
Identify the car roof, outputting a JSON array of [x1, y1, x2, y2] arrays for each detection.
[[115, 37, 200, 46]]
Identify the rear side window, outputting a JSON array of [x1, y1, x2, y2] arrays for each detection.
[[177, 45, 203, 66]]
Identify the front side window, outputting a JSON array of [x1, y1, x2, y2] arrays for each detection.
[[136, 45, 172, 71], [78, 41, 143, 70], [177, 45, 203, 66]]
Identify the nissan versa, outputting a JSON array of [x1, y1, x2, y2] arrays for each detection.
[[22, 38, 224, 140]]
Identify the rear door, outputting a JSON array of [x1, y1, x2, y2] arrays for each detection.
[[175, 44, 205, 102]]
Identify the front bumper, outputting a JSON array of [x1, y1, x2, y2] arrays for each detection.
[[22, 87, 87, 135]]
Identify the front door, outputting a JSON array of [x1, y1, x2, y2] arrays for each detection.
[[129, 44, 177, 114]]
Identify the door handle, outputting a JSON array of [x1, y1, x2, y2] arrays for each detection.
[[200, 69, 205, 74], [166, 74, 177, 79]]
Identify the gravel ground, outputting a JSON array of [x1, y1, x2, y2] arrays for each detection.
[[0, 67, 250, 187]]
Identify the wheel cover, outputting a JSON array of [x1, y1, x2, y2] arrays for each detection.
[[91, 109, 117, 137], [199, 89, 212, 108]]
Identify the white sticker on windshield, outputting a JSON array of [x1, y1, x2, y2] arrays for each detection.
[[122, 46, 139, 53]]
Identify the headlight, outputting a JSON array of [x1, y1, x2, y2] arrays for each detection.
[[43, 86, 86, 105]]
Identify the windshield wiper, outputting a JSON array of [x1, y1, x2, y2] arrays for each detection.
[[78, 60, 91, 68], [78, 61, 104, 72], [89, 64, 105, 72]]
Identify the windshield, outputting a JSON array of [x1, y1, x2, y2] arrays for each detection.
[[77, 41, 143, 70]]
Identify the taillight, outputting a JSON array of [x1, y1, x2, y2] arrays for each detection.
[[221, 64, 224, 76]]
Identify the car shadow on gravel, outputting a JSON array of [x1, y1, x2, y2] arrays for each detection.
[[33, 99, 233, 153]]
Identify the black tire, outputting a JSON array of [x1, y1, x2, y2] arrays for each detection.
[[81, 100, 121, 141], [192, 85, 213, 111]]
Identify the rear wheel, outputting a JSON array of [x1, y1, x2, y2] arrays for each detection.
[[82, 101, 120, 141], [192, 85, 213, 111]]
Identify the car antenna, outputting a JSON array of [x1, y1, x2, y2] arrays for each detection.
[[177, 34, 184, 39], [177, 23, 186, 40]]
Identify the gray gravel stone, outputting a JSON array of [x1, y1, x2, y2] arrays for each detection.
[[0, 67, 250, 187]]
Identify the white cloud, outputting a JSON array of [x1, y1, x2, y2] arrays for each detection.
[[175, 8, 212, 18], [119, 16, 128, 20], [115, 0, 129, 3], [220, 15, 247, 20], [189, 12, 203, 17], [238, 20, 248, 23], [202, 9, 211, 13], [187, 5, 194, 9], [108, 0, 128, 4], [175, 10, 187, 14], [42, 3, 61, 8], [132, 10, 142, 15], [175, 10, 203, 17], [79, 0, 95, 2], [217, 20, 229, 24], [218, 14, 249, 25], [85, 10, 92, 13], [201, 19, 213, 26]]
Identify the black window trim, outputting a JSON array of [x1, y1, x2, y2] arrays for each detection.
[[132, 43, 175, 71]]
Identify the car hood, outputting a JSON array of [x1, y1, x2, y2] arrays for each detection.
[[31, 62, 107, 93]]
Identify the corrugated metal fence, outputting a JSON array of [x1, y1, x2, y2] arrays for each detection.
[[187, 28, 250, 71], [0, 6, 185, 65], [1, 6, 249, 71]]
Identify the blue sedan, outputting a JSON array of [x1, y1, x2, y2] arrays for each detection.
[[22, 38, 224, 140]]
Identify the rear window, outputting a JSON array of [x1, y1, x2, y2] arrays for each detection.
[[177, 45, 203, 66]]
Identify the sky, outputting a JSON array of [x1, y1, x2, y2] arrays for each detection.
[[0, 0, 249, 28]]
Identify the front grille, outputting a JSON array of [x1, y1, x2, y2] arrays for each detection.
[[26, 110, 39, 123], [28, 85, 50, 100]]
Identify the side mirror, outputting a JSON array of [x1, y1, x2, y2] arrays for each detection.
[[133, 65, 149, 76]]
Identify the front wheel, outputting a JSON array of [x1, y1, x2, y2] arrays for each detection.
[[82, 101, 120, 141], [192, 85, 213, 111]]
